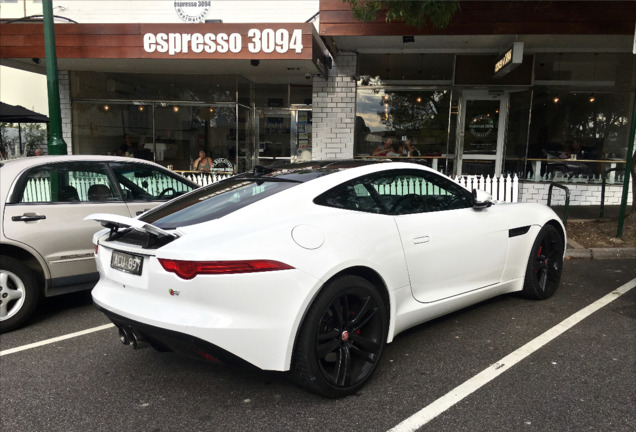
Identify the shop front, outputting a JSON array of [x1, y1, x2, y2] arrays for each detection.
[[0, 21, 328, 172], [315, 0, 635, 205], [352, 52, 635, 185], [70, 73, 313, 173]]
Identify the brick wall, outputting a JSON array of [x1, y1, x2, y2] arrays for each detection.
[[311, 52, 357, 160], [59, 71, 73, 154], [520, 181, 633, 206]]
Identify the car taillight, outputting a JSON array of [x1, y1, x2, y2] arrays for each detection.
[[157, 258, 294, 280]]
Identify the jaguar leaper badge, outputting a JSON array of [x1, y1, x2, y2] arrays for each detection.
[[174, 1, 211, 23]]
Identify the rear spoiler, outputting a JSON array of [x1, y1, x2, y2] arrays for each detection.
[[85, 213, 180, 240]]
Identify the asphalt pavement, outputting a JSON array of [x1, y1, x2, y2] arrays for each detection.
[[1, 259, 634, 432]]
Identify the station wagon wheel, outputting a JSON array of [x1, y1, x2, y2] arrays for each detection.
[[291, 275, 387, 398], [0, 257, 41, 333], [522, 225, 564, 300]]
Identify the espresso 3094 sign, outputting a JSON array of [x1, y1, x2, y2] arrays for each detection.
[[174, 1, 211, 23], [144, 29, 304, 55]]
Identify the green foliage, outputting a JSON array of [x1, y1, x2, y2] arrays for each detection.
[[0, 122, 47, 157], [378, 91, 446, 132], [344, 0, 460, 29]]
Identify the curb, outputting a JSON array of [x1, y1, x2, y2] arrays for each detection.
[[565, 247, 636, 260]]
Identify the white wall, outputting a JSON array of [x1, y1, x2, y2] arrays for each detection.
[[520, 181, 633, 206], [0, 66, 48, 116], [0, 0, 319, 24], [312, 53, 357, 160]]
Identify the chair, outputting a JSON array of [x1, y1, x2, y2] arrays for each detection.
[[58, 186, 80, 202], [87, 184, 113, 201]]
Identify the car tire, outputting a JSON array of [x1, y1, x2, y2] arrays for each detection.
[[521, 225, 564, 300], [291, 275, 387, 398], [0, 257, 41, 333]]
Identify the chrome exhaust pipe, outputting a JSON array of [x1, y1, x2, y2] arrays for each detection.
[[118, 327, 131, 345], [129, 330, 147, 350]]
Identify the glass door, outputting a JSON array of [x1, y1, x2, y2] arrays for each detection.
[[257, 108, 292, 162], [293, 109, 312, 161], [456, 91, 508, 176]]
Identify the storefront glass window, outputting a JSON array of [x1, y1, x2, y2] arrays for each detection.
[[290, 85, 312, 105], [355, 88, 451, 170], [72, 102, 241, 171], [71, 102, 152, 157], [534, 53, 633, 87], [254, 84, 289, 108], [504, 90, 532, 176], [527, 89, 633, 182], [72, 72, 238, 102], [357, 54, 454, 82]]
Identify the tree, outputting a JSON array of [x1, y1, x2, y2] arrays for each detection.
[[343, 0, 460, 29], [0, 122, 47, 158], [21, 123, 47, 155]]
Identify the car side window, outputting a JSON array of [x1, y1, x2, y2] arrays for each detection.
[[109, 162, 196, 201], [16, 162, 118, 203], [315, 169, 472, 215]]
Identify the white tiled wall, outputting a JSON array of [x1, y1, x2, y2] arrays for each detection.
[[59, 71, 72, 154], [520, 181, 633, 206], [311, 53, 357, 160]]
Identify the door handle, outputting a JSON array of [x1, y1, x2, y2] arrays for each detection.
[[12, 214, 46, 222], [413, 236, 430, 244]]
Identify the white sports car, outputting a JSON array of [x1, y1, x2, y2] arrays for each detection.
[[88, 160, 565, 398]]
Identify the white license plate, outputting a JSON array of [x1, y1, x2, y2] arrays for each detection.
[[110, 250, 144, 276]]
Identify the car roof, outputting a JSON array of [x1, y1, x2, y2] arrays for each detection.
[[0, 155, 167, 171], [0, 155, 199, 199], [243, 159, 395, 181]]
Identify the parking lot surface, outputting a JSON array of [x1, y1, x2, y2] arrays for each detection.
[[1, 259, 634, 432]]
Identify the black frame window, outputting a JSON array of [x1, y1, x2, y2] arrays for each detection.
[[315, 169, 472, 215]]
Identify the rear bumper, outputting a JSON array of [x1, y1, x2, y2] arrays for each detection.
[[96, 304, 253, 367]]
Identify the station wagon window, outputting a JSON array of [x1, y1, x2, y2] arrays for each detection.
[[315, 170, 472, 215], [14, 162, 118, 203], [109, 162, 196, 201]]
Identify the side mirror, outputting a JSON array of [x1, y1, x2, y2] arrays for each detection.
[[472, 189, 493, 209]]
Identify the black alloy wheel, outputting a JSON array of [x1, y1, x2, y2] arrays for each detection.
[[291, 275, 387, 398], [522, 224, 564, 300]]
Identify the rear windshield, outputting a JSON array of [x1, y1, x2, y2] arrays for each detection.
[[140, 177, 300, 229]]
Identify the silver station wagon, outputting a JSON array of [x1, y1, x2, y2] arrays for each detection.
[[0, 155, 198, 332]]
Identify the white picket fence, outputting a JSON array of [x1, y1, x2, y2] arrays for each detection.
[[179, 171, 520, 203], [451, 174, 519, 203], [20, 169, 518, 204], [177, 171, 233, 187]]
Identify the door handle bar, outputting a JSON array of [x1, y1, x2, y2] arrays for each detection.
[[12, 214, 47, 222]]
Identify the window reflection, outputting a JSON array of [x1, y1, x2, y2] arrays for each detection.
[[355, 89, 451, 169]]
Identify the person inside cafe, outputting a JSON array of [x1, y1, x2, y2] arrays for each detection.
[[118, 133, 133, 156], [401, 137, 420, 157], [373, 136, 398, 156], [192, 150, 213, 172]]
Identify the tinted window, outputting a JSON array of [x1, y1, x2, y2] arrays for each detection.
[[140, 178, 300, 229], [315, 169, 472, 215], [109, 162, 196, 201], [14, 162, 117, 203]]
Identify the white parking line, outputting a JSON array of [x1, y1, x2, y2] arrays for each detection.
[[0, 323, 115, 357], [388, 278, 636, 432]]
